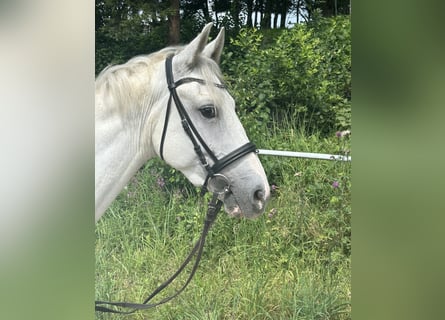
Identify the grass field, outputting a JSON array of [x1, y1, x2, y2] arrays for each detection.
[[95, 123, 351, 319]]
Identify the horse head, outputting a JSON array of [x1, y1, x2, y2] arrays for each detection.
[[151, 24, 270, 218], [95, 24, 269, 220]]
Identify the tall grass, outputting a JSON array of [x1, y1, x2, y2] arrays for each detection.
[[95, 120, 351, 319]]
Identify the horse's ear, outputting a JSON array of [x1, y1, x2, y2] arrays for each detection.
[[203, 27, 225, 64], [175, 23, 213, 69]]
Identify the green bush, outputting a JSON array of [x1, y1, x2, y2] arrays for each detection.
[[222, 16, 351, 138]]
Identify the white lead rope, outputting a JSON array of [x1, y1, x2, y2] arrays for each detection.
[[257, 149, 351, 162]]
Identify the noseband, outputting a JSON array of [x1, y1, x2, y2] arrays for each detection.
[[95, 55, 257, 314], [160, 55, 257, 191]]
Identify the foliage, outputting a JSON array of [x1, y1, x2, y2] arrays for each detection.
[[297, 0, 351, 22], [95, 0, 171, 74], [222, 15, 351, 138], [96, 122, 351, 319], [95, 0, 351, 74]]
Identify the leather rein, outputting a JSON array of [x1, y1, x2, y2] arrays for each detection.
[[95, 55, 256, 314]]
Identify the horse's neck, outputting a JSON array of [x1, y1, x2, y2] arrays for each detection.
[[95, 93, 156, 221]]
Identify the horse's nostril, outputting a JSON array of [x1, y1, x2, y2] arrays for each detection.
[[254, 190, 265, 201]]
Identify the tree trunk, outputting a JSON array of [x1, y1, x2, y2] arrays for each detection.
[[273, 13, 279, 29], [261, 13, 270, 28], [246, 0, 254, 27], [296, 0, 301, 24], [256, 0, 263, 28], [280, 12, 287, 28], [203, 0, 211, 21], [232, 0, 241, 30], [168, 0, 180, 45], [280, 1, 288, 28], [214, 11, 219, 29], [260, 0, 271, 29]]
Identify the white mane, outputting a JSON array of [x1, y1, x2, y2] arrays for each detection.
[[95, 47, 225, 122]]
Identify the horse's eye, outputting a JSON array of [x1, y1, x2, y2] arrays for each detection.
[[199, 105, 216, 119]]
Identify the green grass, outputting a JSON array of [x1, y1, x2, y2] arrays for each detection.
[[95, 124, 351, 319]]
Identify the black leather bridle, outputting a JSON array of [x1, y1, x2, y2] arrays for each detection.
[[95, 55, 257, 314], [160, 55, 257, 192]]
